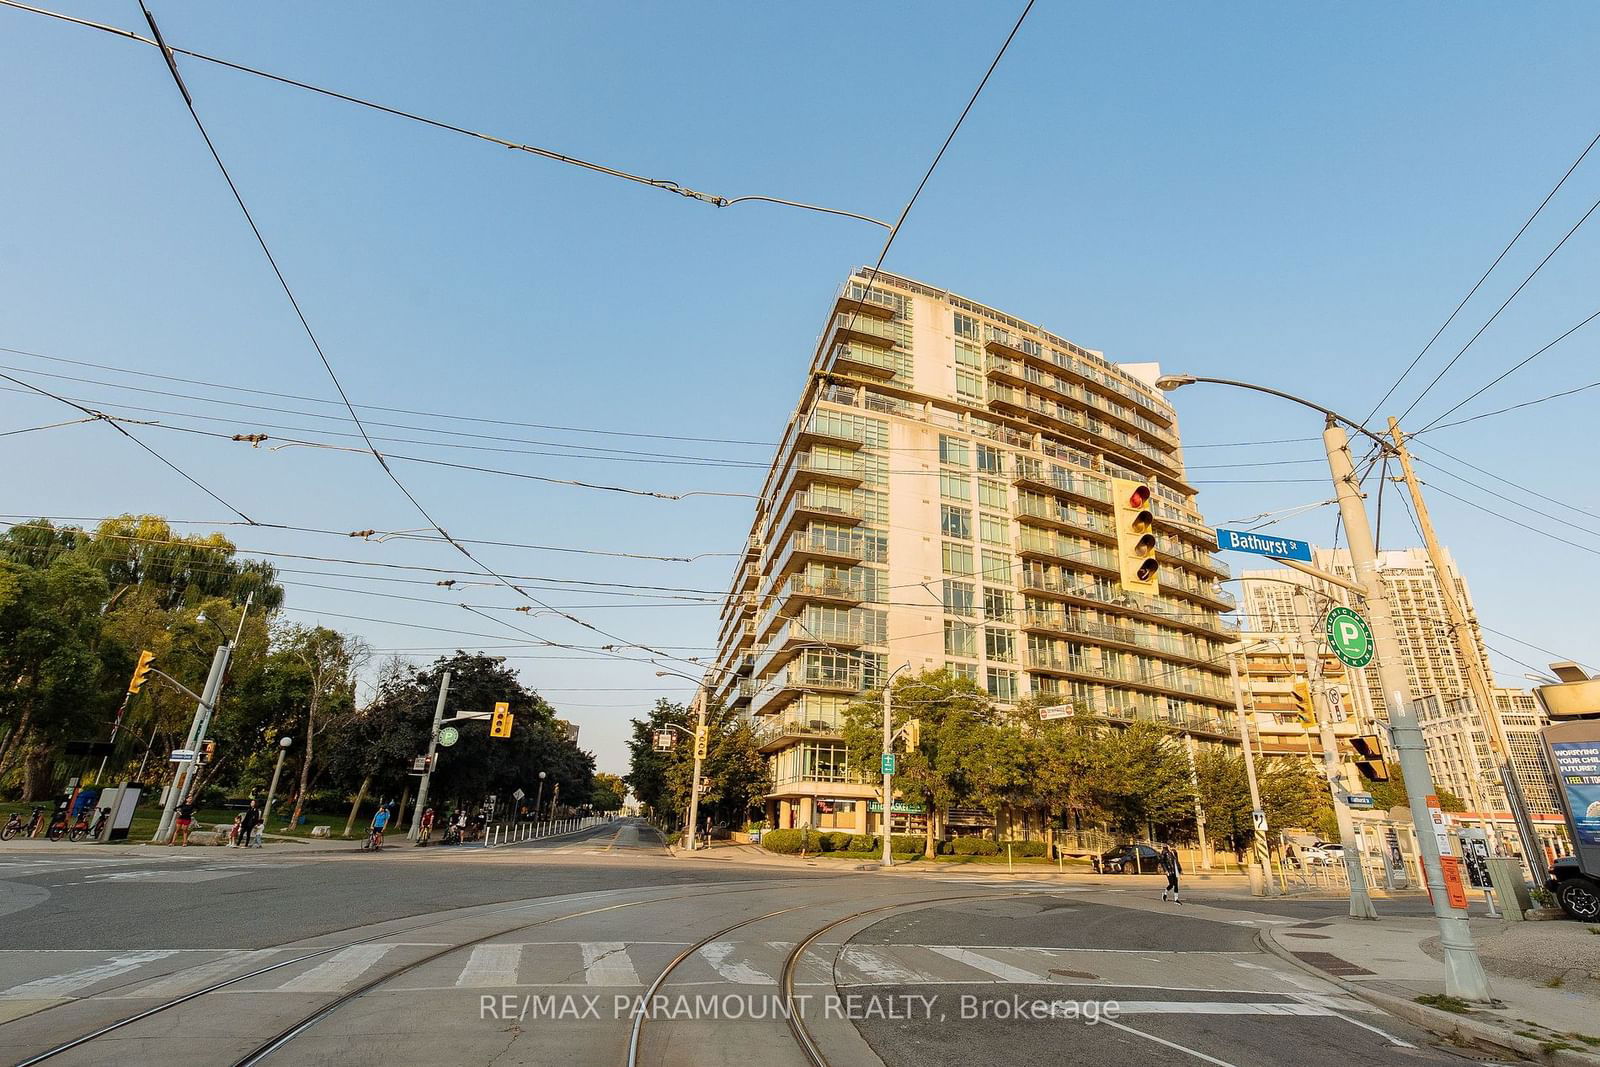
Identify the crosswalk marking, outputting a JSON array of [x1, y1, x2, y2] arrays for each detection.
[[837, 946, 947, 985], [456, 944, 523, 988], [580, 942, 640, 986], [699, 942, 773, 985], [926, 946, 1044, 982], [0, 950, 178, 999], [277, 944, 395, 993], [125, 949, 280, 998]]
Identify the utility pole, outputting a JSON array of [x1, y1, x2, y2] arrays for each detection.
[[1324, 417, 1489, 999], [686, 689, 708, 851], [1390, 420, 1547, 883], [408, 670, 451, 841], [153, 642, 230, 843], [1182, 735, 1211, 869], [1230, 652, 1276, 895], [262, 735, 293, 834], [1294, 587, 1378, 919], [882, 681, 894, 869]]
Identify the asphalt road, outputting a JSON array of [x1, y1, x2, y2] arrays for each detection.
[[0, 821, 1495, 1066]]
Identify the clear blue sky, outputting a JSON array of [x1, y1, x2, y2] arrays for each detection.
[[3, 3, 1597, 774]]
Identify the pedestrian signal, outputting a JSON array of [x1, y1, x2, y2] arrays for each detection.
[[1111, 479, 1159, 595], [490, 702, 514, 739], [1350, 734, 1390, 782], [198, 740, 216, 764], [128, 649, 156, 694]]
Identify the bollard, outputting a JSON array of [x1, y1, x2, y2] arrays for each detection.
[[1008, 843, 1013, 873]]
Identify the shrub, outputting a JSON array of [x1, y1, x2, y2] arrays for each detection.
[[1001, 839, 1048, 858], [665, 832, 682, 848], [890, 834, 925, 854], [823, 832, 853, 852], [760, 829, 808, 854], [844, 834, 878, 853], [936, 840, 954, 855], [953, 837, 1000, 856]]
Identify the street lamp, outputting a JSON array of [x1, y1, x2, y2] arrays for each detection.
[[1156, 373, 1490, 1000], [533, 770, 548, 826], [262, 735, 293, 836]]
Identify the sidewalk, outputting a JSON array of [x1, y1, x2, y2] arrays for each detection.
[[0, 833, 356, 857], [1261, 913, 1600, 1064]]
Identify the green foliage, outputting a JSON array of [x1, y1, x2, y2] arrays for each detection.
[[952, 836, 999, 856], [1195, 749, 1329, 856], [760, 828, 812, 854], [1001, 839, 1048, 857], [822, 831, 853, 851], [590, 772, 627, 812], [625, 698, 770, 831], [890, 834, 924, 854], [1092, 721, 1197, 841], [1368, 764, 1465, 813]]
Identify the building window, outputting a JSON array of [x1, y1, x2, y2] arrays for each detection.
[[944, 620, 977, 657], [947, 660, 978, 683], [981, 550, 1012, 585], [984, 587, 1012, 622], [942, 542, 974, 576], [941, 504, 972, 539], [956, 369, 984, 402], [940, 471, 970, 501], [978, 478, 1008, 511], [985, 626, 1015, 662], [977, 444, 1004, 474], [943, 579, 975, 616], [955, 342, 982, 369], [979, 513, 1008, 546], [987, 668, 1017, 700], [954, 312, 981, 340], [939, 435, 970, 467]]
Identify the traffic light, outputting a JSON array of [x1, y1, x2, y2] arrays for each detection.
[[128, 649, 156, 694], [198, 740, 216, 764], [1111, 479, 1159, 595], [1291, 683, 1316, 728], [490, 702, 514, 739], [904, 718, 922, 749], [693, 723, 708, 761], [1350, 734, 1390, 782]]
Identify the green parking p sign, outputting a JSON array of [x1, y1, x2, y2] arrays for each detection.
[[1326, 607, 1374, 668]]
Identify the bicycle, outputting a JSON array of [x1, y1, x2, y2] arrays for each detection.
[[362, 827, 385, 851], [46, 814, 70, 841], [1, 807, 44, 841], [70, 808, 110, 843]]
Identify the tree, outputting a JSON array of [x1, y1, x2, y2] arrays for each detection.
[[591, 772, 627, 812], [625, 698, 769, 831], [843, 670, 994, 858], [1091, 722, 1196, 843], [1369, 763, 1465, 813], [279, 625, 368, 828]]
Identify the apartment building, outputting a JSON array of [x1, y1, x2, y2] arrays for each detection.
[[710, 270, 1238, 835], [1239, 636, 1363, 762], [1415, 687, 1563, 818]]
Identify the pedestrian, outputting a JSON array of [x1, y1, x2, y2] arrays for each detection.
[[173, 794, 197, 846], [238, 799, 261, 848], [419, 806, 435, 846], [230, 812, 244, 846], [1284, 842, 1299, 870], [1160, 844, 1183, 904]]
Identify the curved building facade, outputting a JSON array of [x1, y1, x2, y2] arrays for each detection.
[[711, 270, 1238, 835]]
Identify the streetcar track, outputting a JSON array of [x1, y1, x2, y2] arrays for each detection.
[[11, 876, 837, 1066]]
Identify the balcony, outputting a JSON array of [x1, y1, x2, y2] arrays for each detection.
[[1019, 570, 1240, 640], [753, 615, 869, 678], [1025, 648, 1092, 677], [748, 661, 866, 718], [1016, 532, 1119, 575], [1012, 465, 1112, 508], [829, 312, 899, 350], [829, 341, 899, 380], [984, 354, 1031, 389], [772, 527, 871, 577], [791, 449, 866, 487], [754, 712, 845, 752], [1016, 495, 1117, 542], [1156, 542, 1231, 580], [796, 417, 868, 451], [765, 489, 864, 545], [834, 287, 897, 321], [782, 573, 867, 610]]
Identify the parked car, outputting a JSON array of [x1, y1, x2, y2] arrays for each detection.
[[1096, 844, 1162, 874], [1303, 842, 1345, 866], [1546, 856, 1600, 921]]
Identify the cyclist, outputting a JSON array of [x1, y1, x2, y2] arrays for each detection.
[[368, 803, 391, 850], [418, 806, 435, 846]]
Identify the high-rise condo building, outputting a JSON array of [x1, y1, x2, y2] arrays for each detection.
[[711, 270, 1237, 836]]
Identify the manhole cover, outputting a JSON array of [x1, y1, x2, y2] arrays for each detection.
[[1292, 951, 1375, 977], [1049, 969, 1100, 980]]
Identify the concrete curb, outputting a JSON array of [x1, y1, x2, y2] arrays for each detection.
[[1255, 926, 1600, 1066]]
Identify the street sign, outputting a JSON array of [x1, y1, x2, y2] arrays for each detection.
[[1325, 606, 1375, 668], [511, 788, 525, 802], [881, 753, 896, 775], [410, 756, 430, 773], [437, 726, 459, 747], [169, 749, 195, 763], [1251, 809, 1266, 833], [1344, 793, 1375, 809], [1215, 528, 1313, 563], [652, 730, 676, 752]]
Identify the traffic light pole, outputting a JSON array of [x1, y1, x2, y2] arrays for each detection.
[[1323, 417, 1489, 999], [408, 670, 451, 841], [1293, 587, 1377, 918], [152, 642, 230, 843], [1390, 421, 1547, 883], [1228, 652, 1276, 895]]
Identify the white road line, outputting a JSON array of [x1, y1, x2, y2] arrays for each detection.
[[837, 946, 947, 985], [1101, 1018, 1241, 1067], [1112, 1000, 1332, 1016], [456, 944, 523, 988], [581, 942, 640, 986], [277, 944, 396, 993], [926, 946, 1045, 982], [698, 942, 773, 985], [124, 949, 280, 998], [0, 950, 178, 999]]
